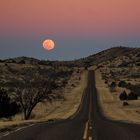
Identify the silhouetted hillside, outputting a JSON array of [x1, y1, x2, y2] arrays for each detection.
[[75, 46, 135, 67], [1, 46, 139, 68]]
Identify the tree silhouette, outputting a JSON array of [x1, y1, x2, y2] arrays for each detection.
[[0, 88, 20, 118], [13, 73, 57, 120]]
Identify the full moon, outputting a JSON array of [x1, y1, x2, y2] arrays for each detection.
[[42, 39, 55, 50]]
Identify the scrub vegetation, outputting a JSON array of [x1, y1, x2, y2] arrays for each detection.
[[94, 47, 140, 123], [0, 58, 85, 121]]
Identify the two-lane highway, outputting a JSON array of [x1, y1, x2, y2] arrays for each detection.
[[0, 71, 140, 140]]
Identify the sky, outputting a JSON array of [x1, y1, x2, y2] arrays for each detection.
[[0, 0, 140, 60]]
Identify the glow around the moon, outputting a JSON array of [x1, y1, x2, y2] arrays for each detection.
[[43, 39, 55, 50]]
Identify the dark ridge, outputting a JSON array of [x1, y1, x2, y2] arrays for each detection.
[[0, 46, 139, 67]]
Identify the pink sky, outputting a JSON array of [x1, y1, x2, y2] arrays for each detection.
[[0, 0, 140, 38]]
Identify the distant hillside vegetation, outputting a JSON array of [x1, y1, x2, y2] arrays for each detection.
[[0, 46, 139, 68], [75, 46, 136, 67]]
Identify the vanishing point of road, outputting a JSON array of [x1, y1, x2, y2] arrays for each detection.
[[1, 71, 140, 140]]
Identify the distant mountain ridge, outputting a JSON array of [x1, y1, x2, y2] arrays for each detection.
[[75, 46, 137, 67], [4, 56, 40, 64], [0, 46, 139, 67]]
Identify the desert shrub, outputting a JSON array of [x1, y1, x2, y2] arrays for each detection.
[[118, 62, 129, 67], [127, 92, 138, 100], [126, 85, 140, 97], [71, 84, 75, 87], [84, 66, 88, 70], [18, 60, 25, 64], [5, 63, 8, 66], [0, 88, 20, 118], [118, 81, 127, 87], [105, 80, 108, 84], [123, 102, 129, 106], [109, 81, 116, 92], [38, 60, 47, 65], [136, 53, 140, 57], [119, 91, 127, 100], [125, 83, 132, 89], [130, 73, 140, 79], [135, 63, 140, 66], [76, 70, 80, 74]]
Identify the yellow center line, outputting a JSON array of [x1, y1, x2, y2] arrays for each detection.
[[83, 121, 89, 139], [89, 126, 92, 130], [89, 136, 92, 140], [83, 86, 93, 140]]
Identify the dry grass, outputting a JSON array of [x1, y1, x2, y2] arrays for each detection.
[[33, 70, 88, 119], [95, 70, 140, 124], [0, 71, 88, 130]]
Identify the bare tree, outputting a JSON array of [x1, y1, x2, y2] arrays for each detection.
[[13, 74, 57, 120]]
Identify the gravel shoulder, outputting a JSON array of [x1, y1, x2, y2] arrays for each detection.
[[95, 70, 140, 124]]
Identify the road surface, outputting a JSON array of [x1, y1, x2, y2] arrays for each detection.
[[0, 71, 140, 140]]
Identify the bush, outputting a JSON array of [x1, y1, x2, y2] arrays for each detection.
[[110, 81, 116, 92], [18, 60, 25, 64], [127, 92, 138, 100], [123, 102, 129, 106], [0, 88, 20, 118], [71, 84, 75, 87], [118, 81, 127, 87], [84, 66, 88, 70], [119, 91, 127, 100]]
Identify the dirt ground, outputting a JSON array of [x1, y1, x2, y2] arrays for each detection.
[[95, 70, 140, 124]]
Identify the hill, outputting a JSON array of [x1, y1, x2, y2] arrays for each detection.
[[94, 47, 140, 124], [1, 46, 139, 68], [75, 46, 136, 67]]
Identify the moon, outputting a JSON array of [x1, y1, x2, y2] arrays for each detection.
[[43, 39, 55, 50]]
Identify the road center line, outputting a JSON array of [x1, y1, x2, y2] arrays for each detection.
[[83, 121, 89, 139], [89, 136, 92, 140]]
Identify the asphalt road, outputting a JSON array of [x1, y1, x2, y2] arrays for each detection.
[[0, 71, 140, 140]]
